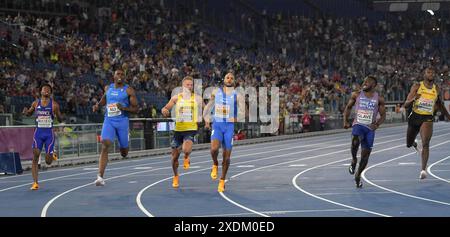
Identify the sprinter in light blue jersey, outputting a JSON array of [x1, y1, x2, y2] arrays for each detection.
[[204, 72, 243, 192], [92, 69, 138, 186]]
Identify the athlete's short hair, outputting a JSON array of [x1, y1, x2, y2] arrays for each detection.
[[40, 83, 53, 93], [182, 76, 194, 83], [365, 75, 377, 86]]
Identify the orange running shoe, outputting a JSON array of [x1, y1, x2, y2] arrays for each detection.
[[172, 175, 179, 188], [218, 179, 225, 192], [210, 165, 218, 180], [30, 182, 39, 190], [183, 156, 190, 170]]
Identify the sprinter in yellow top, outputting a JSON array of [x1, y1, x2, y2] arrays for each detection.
[[162, 76, 204, 188], [404, 67, 450, 179]]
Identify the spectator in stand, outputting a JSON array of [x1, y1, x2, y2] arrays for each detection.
[[301, 110, 312, 133], [319, 110, 326, 131]]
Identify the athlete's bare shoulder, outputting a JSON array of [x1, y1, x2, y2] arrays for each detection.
[[351, 90, 360, 98]]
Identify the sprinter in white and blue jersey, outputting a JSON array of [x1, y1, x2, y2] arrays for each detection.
[[343, 76, 386, 188], [92, 69, 138, 186], [204, 72, 243, 192]]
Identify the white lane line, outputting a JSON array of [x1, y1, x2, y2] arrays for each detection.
[[136, 133, 405, 217], [194, 209, 354, 217], [237, 165, 255, 168], [427, 155, 450, 184], [289, 164, 307, 167], [218, 135, 421, 217], [291, 129, 450, 217], [263, 209, 354, 214], [43, 135, 354, 217], [229, 135, 411, 180], [218, 129, 450, 218], [218, 185, 270, 217], [136, 139, 362, 217], [42, 165, 178, 217], [0, 158, 170, 192], [44, 128, 442, 217], [194, 212, 261, 217], [291, 141, 418, 217], [133, 167, 153, 170], [398, 162, 416, 166], [362, 139, 450, 206], [317, 191, 392, 196]]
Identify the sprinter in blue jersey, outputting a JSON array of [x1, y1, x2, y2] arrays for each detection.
[[92, 69, 138, 186], [204, 72, 243, 192], [22, 84, 63, 190]]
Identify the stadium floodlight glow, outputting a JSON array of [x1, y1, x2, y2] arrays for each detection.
[[427, 10, 435, 15]]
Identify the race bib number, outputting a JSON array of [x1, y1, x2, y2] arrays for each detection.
[[417, 98, 434, 113], [356, 110, 373, 125], [215, 104, 230, 118], [177, 106, 193, 122], [107, 103, 122, 117], [37, 116, 53, 128]]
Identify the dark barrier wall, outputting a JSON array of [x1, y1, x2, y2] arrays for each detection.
[[0, 127, 34, 160]]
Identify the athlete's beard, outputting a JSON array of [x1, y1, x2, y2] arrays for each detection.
[[224, 82, 233, 87], [362, 86, 372, 92]]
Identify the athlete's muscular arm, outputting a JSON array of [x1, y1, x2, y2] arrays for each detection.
[[52, 101, 64, 123], [343, 92, 359, 129], [435, 85, 450, 120], [93, 85, 108, 112], [203, 89, 217, 129], [161, 95, 179, 117], [404, 83, 421, 108], [22, 100, 38, 117], [371, 96, 386, 130], [118, 87, 138, 113]]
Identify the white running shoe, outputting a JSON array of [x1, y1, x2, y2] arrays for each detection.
[[95, 175, 105, 186], [419, 170, 427, 180]]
